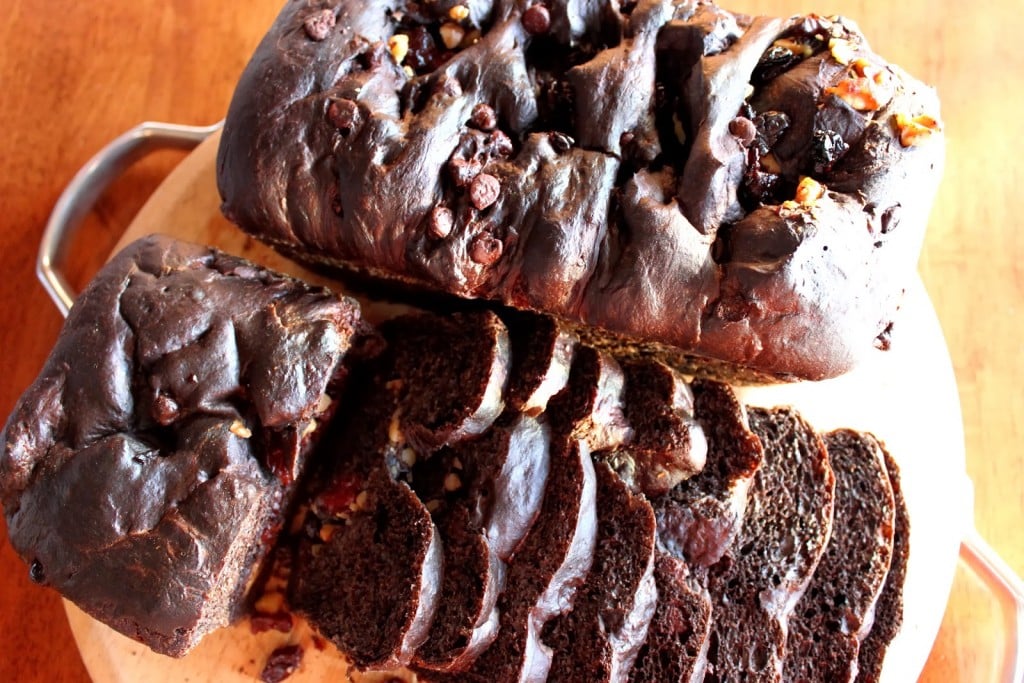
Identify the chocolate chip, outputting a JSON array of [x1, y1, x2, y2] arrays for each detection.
[[29, 559, 45, 584], [728, 117, 757, 147], [448, 158, 482, 187], [260, 645, 303, 683], [469, 173, 501, 210], [522, 4, 551, 35], [303, 9, 336, 42], [327, 99, 361, 134], [550, 132, 574, 153], [152, 395, 179, 425], [489, 130, 514, 158], [470, 233, 503, 265], [428, 206, 454, 239], [470, 103, 498, 131]]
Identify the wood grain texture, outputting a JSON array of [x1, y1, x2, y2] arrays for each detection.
[[0, 1, 1019, 682]]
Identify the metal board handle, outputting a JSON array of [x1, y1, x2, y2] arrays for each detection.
[[37, 121, 221, 316]]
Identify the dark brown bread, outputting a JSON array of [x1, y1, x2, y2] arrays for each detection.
[[612, 359, 707, 497], [290, 377, 442, 671], [547, 345, 632, 452], [544, 461, 658, 683], [704, 407, 835, 683], [855, 447, 910, 682], [783, 430, 895, 683], [413, 413, 552, 671], [631, 380, 763, 683], [218, 0, 944, 381], [384, 310, 510, 453], [450, 434, 597, 683], [629, 553, 713, 683], [654, 380, 763, 570], [502, 310, 577, 416], [0, 235, 370, 657]]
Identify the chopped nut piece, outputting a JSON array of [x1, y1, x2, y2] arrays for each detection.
[[403, 65, 415, 79], [426, 499, 442, 513], [440, 22, 465, 50], [672, 112, 687, 145], [825, 77, 881, 111], [388, 34, 410, 64], [795, 177, 827, 206], [448, 4, 470, 21], [828, 38, 856, 65], [229, 420, 252, 439], [388, 410, 404, 444], [444, 473, 462, 491], [773, 37, 815, 58], [301, 419, 318, 438], [893, 112, 942, 147], [400, 447, 418, 467], [316, 393, 333, 414], [255, 591, 285, 614], [354, 490, 369, 510], [319, 523, 339, 542]]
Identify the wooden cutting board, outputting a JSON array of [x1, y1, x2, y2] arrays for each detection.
[[65, 131, 967, 683]]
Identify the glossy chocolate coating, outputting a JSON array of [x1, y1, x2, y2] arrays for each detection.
[[219, 0, 943, 380], [0, 235, 368, 656]]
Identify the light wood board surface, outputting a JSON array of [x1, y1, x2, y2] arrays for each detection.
[[0, 1, 1020, 682], [65, 130, 965, 683]]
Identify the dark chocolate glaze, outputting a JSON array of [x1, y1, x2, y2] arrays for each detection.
[[0, 235, 369, 656], [218, 0, 944, 381]]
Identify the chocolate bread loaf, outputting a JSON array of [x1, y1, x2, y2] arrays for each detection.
[[384, 310, 510, 453], [543, 461, 658, 683], [293, 309, 512, 670], [461, 430, 597, 681], [218, 0, 944, 381], [855, 447, 910, 682], [290, 360, 444, 671], [502, 311, 577, 416], [413, 412, 552, 671], [704, 407, 835, 682], [0, 235, 372, 657], [613, 359, 708, 496], [631, 379, 763, 683], [783, 430, 896, 682]]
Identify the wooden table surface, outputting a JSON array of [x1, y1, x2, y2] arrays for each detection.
[[0, 1, 1019, 681]]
